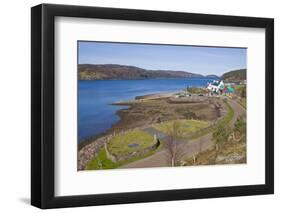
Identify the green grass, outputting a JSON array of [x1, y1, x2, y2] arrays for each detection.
[[189, 99, 234, 139], [107, 130, 154, 156], [86, 130, 161, 170], [219, 100, 234, 126], [86, 148, 117, 170], [85, 100, 235, 170], [86, 144, 162, 170], [153, 99, 234, 141], [153, 119, 209, 138]]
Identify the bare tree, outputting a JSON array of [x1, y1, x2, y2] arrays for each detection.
[[164, 121, 187, 167], [199, 137, 203, 153], [214, 102, 222, 118]]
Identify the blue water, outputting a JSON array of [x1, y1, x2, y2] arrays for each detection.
[[78, 78, 214, 143]]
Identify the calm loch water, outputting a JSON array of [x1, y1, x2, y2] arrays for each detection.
[[78, 78, 214, 143]]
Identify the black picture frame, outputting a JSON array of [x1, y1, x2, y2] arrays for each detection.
[[31, 3, 274, 209]]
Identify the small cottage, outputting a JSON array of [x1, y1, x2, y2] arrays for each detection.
[[207, 80, 224, 93]]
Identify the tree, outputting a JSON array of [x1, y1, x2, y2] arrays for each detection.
[[212, 124, 231, 152], [234, 116, 246, 141], [199, 137, 203, 153], [240, 86, 246, 98], [164, 121, 186, 166]]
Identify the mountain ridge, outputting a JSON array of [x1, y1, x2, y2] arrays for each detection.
[[221, 69, 246, 81], [78, 64, 220, 80]]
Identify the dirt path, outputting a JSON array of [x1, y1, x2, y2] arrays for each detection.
[[121, 98, 245, 169]]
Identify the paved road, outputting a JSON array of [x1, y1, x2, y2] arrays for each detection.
[[121, 98, 246, 168]]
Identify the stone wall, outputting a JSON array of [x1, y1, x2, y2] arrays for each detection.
[[78, 129, 161, 170], [105, 138, 160, 163], [78, 136, 107, 170]]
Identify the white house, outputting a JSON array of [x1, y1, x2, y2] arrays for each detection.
[[207, 80, 224, 93]]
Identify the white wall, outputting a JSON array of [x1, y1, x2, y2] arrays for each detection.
[[0, 0, 279, 212]]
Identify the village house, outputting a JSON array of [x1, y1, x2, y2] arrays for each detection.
[[207, 80, 224, 93]]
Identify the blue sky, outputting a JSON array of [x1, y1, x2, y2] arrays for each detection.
[[78, 41, 246, 76]]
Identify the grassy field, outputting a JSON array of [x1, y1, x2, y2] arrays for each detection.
[[153, 119, 209, 138], [153, 99, 234, 141], [107, 130, 154, 156], [85, 99, 235, 170], [194, 100, 234, 138], [86, 143, 162, 170], [108, 97, 219, 135], [86, 148, 117, 170], [86, 130, 157, 170], [189, 100, 234, 139]]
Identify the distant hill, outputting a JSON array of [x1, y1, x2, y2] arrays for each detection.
[[205, 74, 219, 79], [78, 64, 217, 80], [221, 69, 246, 82]]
